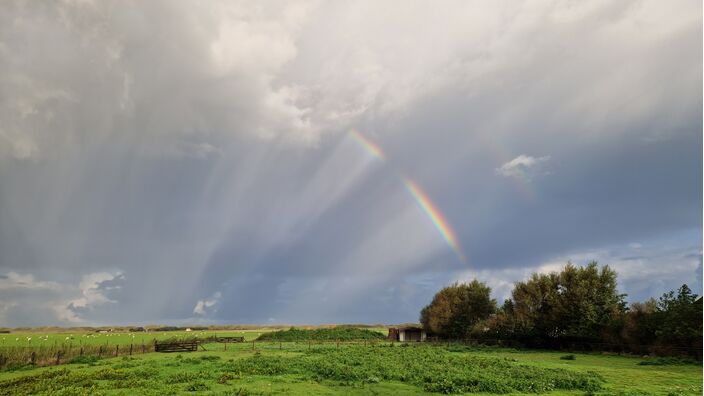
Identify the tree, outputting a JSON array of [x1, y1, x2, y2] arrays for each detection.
[[620, 298, 658, 352], [420, 280, 496, 339], [506, 262, 626, 342], [655, 284, 702, 346]]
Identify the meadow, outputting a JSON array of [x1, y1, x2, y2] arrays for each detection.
[[0, 336, 700, 395], [1, 329, 272, 348]]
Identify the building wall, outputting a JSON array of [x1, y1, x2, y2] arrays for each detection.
[[399, 329, 426, 342]]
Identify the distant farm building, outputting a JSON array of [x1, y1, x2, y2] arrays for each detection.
[[388, 326, 427, 342]]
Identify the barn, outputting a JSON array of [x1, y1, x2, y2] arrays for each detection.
[[387, 325, 427, 342]]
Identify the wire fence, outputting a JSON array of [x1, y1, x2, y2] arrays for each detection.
[[0, 342, 155, 369], [1, 336, 700, 370]]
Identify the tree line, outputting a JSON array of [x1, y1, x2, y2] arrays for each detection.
[[420, 262, 702, 357]]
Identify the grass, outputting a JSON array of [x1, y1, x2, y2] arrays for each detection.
[[0, 329, 270, 348], [0, 341, 700, 395]]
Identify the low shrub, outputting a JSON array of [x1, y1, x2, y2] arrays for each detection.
[[184, 380, 210, 391], [256, 327, 386, 342], [560, 354, 576, 360]]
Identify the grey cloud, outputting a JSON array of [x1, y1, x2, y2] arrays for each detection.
[[0, 0, 700, 325]]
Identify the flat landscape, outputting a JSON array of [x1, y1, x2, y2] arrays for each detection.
[[1, 2, 701, 396], [0, 329, 700, 396]]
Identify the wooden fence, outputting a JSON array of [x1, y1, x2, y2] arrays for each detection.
[[154, 341, 199, 353]]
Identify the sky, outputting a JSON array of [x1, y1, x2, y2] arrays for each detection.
[[0, 0, 701, 327]]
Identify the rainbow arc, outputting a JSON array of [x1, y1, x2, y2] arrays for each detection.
[[349, 129, 467, 264]]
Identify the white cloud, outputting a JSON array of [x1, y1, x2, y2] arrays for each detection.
[[495, 155, 551, 179], [0, 270, 125, 325], [0, 272, 63, 291], [193, 291, 222, 316], [67, 272, 124, 310], [2, 1, 698, 160]]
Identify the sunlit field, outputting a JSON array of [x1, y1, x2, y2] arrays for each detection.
[[1, 330, 271, 348], [0, 339, 700, 395]]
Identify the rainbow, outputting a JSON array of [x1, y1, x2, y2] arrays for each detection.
[[403, 178, 467, 264], [350, 129, 386, 160], [348, 129, 467, 264]]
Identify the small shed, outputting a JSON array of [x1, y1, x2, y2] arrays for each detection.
[[388, 325, 426, 342]]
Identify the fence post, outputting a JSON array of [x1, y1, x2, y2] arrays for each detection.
[[224, 341, 227, 351], [56, 351, 62, 365], [129, 344, 133, 356], [336, 340, 339, 349], [80, 347, 84, 356], [116, 345, 119, 357], [98, 346, 102, 358], [30, 351, 36, 366], [251, 340, 255, 351]]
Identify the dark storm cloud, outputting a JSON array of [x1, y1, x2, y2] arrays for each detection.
[[0, 0, 700, 326]]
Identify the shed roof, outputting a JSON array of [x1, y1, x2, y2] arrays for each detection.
[[396, 325, 424, 331]]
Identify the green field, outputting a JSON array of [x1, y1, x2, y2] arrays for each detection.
[[1, 328, 389, 347], [0, 340, 700, 395]]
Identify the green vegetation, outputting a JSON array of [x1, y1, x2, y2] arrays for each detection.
[[255, 327, 386, 342], [420, 280, 496, 339], [230, 346, 602, 393], [637, 357, 699, 366], [0, 343, 700, 395], [422, 262, 702, 358]]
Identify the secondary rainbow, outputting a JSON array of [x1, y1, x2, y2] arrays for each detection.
[[348, 129, 467, 264], [350, 129, 386, 160]]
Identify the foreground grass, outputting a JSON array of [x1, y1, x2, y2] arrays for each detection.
[[0, 343, 700, 395]]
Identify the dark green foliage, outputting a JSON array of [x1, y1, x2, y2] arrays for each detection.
[[637, 357, 699, 366], [420, 280, 496, 339], [620, 285, 702, 357], [560, 354, 576, 360], [184, 380, 211, 391], [507, 262, 626, 342], [255, 327, 385, 341], [655, 285, 702, 345]]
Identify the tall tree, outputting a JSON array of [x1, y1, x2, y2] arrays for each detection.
[[420, 280, 496, 339], [508, 262, 626, 342], [655, 284, 702, 346]]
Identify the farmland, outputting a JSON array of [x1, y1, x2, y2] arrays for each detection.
[[0, 333, 700, 395], [1, 329, 272, 347]]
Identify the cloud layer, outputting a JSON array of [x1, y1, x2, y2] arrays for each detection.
[[0, 0, 701, 326]]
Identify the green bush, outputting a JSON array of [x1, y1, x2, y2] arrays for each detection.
[[256, 327, 386, 342], [560, 354, 576, 360]]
